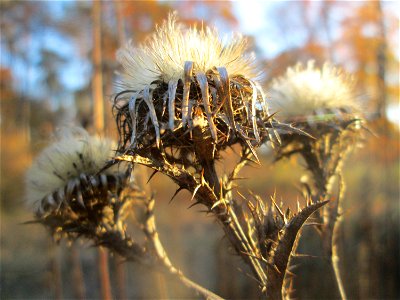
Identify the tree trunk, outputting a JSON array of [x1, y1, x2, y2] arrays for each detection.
[[98, 247, 113, 300], [92, 0, 104, 134], [70, 243, 86, 300], [375, 0, 387, 119], [92, 2, 112, 299]]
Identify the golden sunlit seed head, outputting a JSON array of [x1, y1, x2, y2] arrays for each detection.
[[269, 60, 359, 122], [113, 12, 276, 160], [115, 12, 259, 95], [25, 127, 114, 210]]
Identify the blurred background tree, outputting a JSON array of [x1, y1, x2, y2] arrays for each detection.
[[1, 1, 398, 299]]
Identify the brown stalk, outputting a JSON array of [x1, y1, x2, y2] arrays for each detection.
[[329, 174, 347, 300], [114, 254, 127, 300]]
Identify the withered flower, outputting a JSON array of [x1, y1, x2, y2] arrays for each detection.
[[25, 128, 133, 239], [114, 13, 276, 165], [269, 60, 360, 125], [269, 61, 363, 158]]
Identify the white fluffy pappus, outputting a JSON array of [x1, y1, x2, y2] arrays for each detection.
[[116, 13, 259, 94], [25, 128, 114, 210], [269, 61, 359, 122]]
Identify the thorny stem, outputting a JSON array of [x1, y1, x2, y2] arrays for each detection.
[[115, 152, 329, 299], [225, 149, 271, 288], [116, 154, 268, 290], [202, 160, 221, 197], [225, 208, 268, 287], [226, 152, 269, 286], [301, 135, 349, 300]]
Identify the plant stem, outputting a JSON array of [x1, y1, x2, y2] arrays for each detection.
[[306, 146, 347, 300], [328, 174, 347, 300], [332, 236, 347, 300], [118, 154, 268, 288]]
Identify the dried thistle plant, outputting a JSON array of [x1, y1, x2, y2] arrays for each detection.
[[25, 15, 340, 300], [112, 14, 327, 299], [269, 61, 365, 300]]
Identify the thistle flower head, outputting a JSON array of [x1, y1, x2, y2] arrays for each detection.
[[114, 13, 276, 164], [269, 61, 359, 123], [270, 62, 365, 164], [26, 127, 114, 210], [116, 12, 259, 94]]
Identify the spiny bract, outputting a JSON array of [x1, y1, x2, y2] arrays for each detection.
[[26, 127, 114, 209], [269, 60, 359, 122]]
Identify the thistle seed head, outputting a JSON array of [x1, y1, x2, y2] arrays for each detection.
[[114, 13, 276, 163], [115, 12, 259, 95], [25, 128, 139, 240], [269, 60, 360, 124], [25, 127, 115, 211]]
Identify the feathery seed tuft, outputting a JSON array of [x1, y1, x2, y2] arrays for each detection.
[[26, 127, 114, 210], [269, 61, 359, 123]]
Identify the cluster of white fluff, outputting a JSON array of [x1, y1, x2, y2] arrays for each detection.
[[116, 13, 259, 94], [25, 128, 114, 209], [269, 61, 358, 122]]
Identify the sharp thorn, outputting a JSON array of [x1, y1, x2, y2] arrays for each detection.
[[187, 201, 202, 209], [147, 169, 158, 184], [169, 187, 184, 204], [190, 185, 201, 202], [271, 197, 285, 220]]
